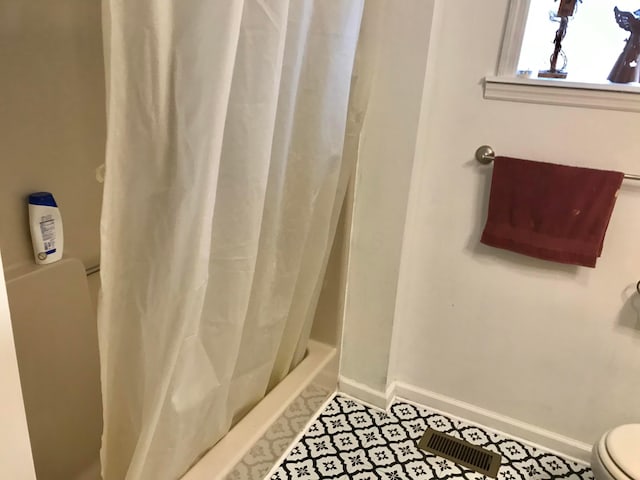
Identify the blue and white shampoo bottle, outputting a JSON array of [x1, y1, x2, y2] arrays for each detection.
[[28, 192, 64, 265]]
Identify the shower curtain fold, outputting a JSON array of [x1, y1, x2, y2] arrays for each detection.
[[98, 1, 363, 479]]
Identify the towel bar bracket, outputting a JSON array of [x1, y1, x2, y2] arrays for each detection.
[[475, 145, 495, 165]]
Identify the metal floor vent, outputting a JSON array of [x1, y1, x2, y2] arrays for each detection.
[[418, 428, 502, 478]]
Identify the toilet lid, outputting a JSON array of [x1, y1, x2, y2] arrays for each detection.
[[605, 424, 640, 479]]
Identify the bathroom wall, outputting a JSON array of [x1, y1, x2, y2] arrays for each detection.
[[389, 0, 640, 449], [0, 3, 104, 473], [338, 0, 436, 396], [311, 202, 349, 347], [0, 1, 105, 271]]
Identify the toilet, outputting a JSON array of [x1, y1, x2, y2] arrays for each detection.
[[591, 424, 640, 480]]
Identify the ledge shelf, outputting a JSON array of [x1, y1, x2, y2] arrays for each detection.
[[484, 76, 640, 113]]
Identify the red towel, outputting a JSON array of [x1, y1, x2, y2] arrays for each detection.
[[481, 156, 624, 268]]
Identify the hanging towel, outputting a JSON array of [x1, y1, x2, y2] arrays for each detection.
[[480, 156, 624, 268]]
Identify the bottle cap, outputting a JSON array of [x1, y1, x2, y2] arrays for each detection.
[[28, 192, 57, 207]]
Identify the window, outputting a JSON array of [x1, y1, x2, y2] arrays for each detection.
[[518, 0, 640, 84], [485, 0, 640, 112]]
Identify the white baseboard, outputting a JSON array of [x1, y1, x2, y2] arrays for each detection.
[[337, 377, 592, 464], [338, 376, 387, 409], [390, 381, 592, 464]]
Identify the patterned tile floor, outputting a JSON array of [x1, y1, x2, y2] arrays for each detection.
[[269, 395, 593, 480], [226, 384, 332, 480]]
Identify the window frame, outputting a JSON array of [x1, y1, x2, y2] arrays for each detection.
[[497, 0, 531, 77], [485, 0, 640, 112]]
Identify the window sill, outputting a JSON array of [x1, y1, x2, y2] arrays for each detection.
[[484, 76, 640, 113]]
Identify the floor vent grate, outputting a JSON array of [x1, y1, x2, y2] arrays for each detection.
[[418, 428, 502, 478]]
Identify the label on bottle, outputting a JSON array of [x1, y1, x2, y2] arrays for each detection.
[[39, 214, 57, 254]]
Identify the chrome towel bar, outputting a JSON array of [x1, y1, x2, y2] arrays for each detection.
[[474, 145, 640, 181]]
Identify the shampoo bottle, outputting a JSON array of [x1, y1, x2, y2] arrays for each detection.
[[28, 192, 64, 265]]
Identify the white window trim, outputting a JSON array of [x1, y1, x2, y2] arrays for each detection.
[[486, 0, 640, 112], [496, 0, 532, 77]]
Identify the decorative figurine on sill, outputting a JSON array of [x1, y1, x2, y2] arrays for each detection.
[[538, 0, 582, 79], [608, 7, 640, 83]]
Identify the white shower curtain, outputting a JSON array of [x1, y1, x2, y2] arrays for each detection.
[[98, 1, 363, 479]]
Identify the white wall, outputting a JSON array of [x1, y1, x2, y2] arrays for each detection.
[[339, 0, 435, 396], [390, 0, 640, 449], [311, 204, 348, 347], [0, 3, 104, 475], [0, 1, 105, 271], [0, 251, 36, 479]]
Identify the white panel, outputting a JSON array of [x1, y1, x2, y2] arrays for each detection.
[[6, 258, 101, 480], [0, 252, 36, 479], [339, 0, 437, 394]]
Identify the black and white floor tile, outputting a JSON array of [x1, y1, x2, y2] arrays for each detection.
[[226, 383, 332, 480], [269, 395, 593, 480]]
